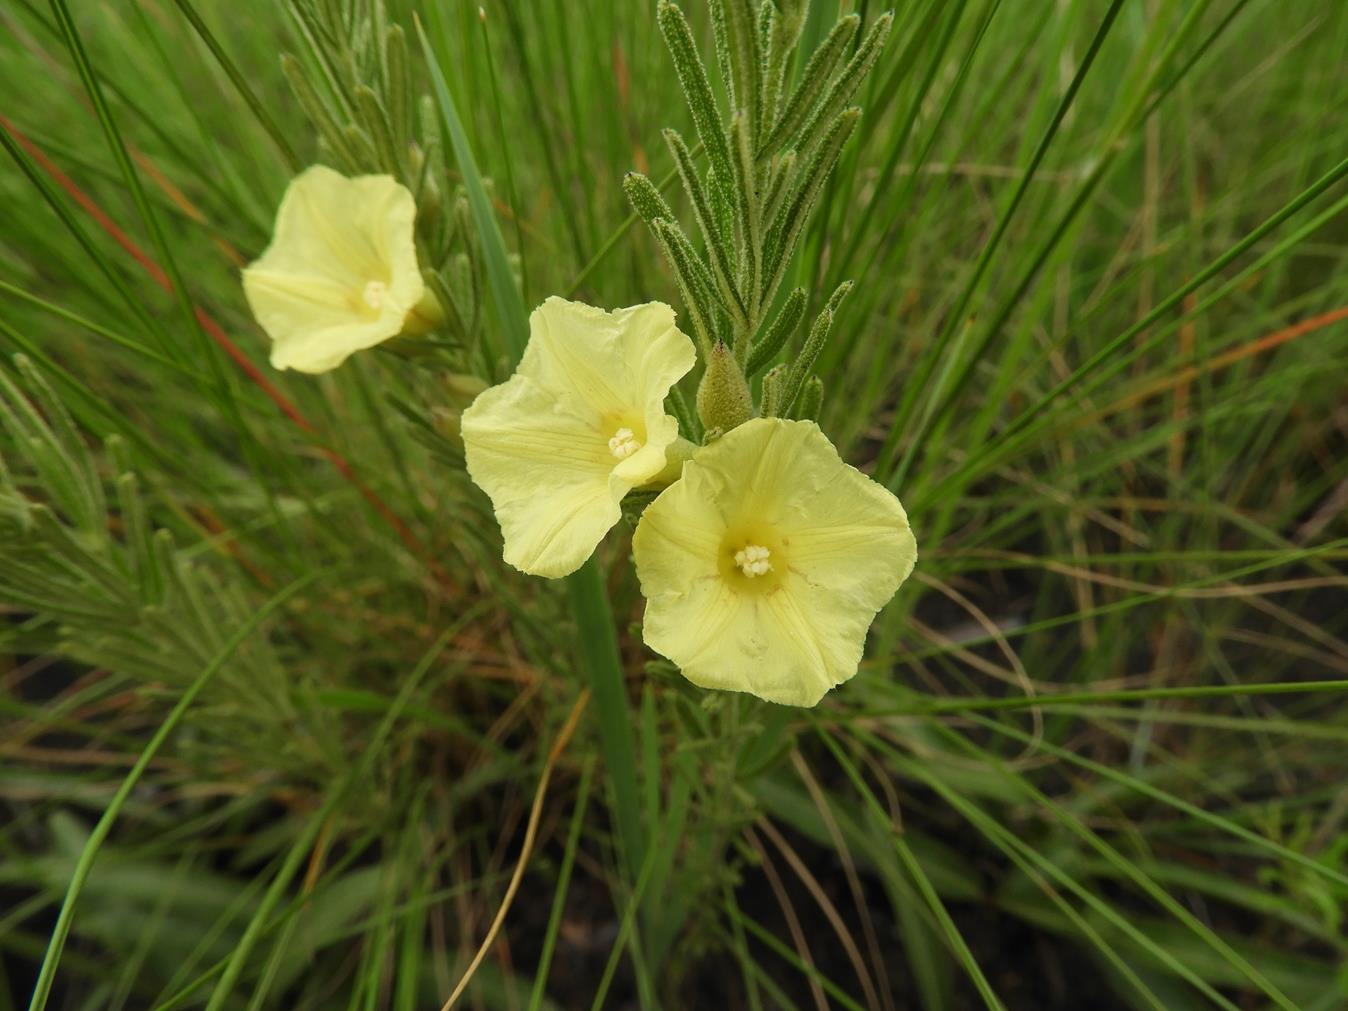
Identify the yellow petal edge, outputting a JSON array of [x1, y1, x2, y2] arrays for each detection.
[[242, 165, 424, 374], [462, 297, 697, 578], [633, 417, 917, 707]]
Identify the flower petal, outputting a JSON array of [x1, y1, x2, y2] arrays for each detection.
[[243, 270, 399, 373], [463, 374, 619, 578], [345, 172, 424, 312], [463, 298, 697, 577], [523, 298, 696, 419], [243, 166, 424, 373], [633, 418, 917, 706], [777, 424, 917, 612]]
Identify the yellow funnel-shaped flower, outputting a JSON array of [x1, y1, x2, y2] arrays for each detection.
[[633, 418, 917, 707], [462, 297, 696, 578], [243, 165, 433, 374]]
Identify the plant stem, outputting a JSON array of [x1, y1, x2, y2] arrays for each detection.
[[567, 558, 646, 875]]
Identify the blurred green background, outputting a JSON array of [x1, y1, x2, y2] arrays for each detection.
[[2, 1, 1347, 1008]]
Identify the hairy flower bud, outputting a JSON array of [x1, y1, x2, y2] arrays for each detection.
[[695, 341, 753, 434]]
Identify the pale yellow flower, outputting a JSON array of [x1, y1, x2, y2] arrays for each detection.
[[462, 297, 696, 578], [242, 165, 439, 374], [633, 418, 917, 707]]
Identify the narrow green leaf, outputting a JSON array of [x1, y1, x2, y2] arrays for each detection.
[[416, 16, 528, 361], [202, 618, 472, 1011], [170, 0, 302, 170], [353, 84, 402, 177], [527, 758, 595, 1011], [652, 218, 720, 354], [794, 12, 891, 158], [281, 2, 353, 120], [761, 149, 797, 225], [729, 110, 761, 348], [281, 52, 359, 169], [668, 382, 699, 440], [384, 25, 410, 153], [763, 14, 858, 152], [26, 576, 316, 1011], [718, 0, 763, 137], [791, 375, 822, 420], [781, 280, 851, 414], [624, 171, 676, 232], [572, 159, 685, 298], [664, 129, 748, 327], [761, 108, 859, 299], [342, 122, 378, 173], [761, 0, 806, 122], [881, 0, 1129, 489], [746, 285, 805, 375], [47, 0, 251, 439], [707, 165, 736, 246], [815, 725, 1008, 1011], [657, 0, 735, 191], [759, 362, 788, 417]]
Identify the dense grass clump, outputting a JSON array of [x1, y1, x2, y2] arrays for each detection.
[[2, 1, 1347, 1009]]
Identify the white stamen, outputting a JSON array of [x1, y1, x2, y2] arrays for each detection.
[[734, 544, 773, 577], [608, 427, 642, 460], [362, 280, 388, 310]]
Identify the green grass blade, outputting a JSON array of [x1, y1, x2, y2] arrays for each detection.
[[416, 14, 528, 362], [26, 574, 316, 1011], [169, 0, 302, 171]]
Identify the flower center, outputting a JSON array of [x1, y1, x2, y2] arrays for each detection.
[[362, 280, 388, 311], [720, 525, 788, 593], [734, 543, 773, 577], [608, 427, 642, 460]]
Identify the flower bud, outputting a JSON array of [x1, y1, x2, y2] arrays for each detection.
[[696, 341, 753, 434]]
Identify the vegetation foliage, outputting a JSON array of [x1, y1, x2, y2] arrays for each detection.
[[1, 0, 1347, 1008]]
